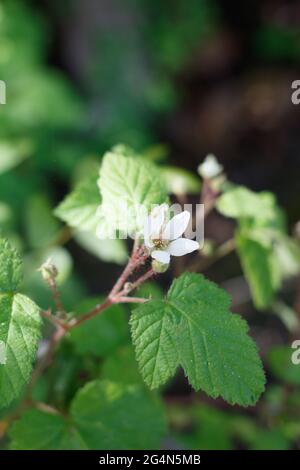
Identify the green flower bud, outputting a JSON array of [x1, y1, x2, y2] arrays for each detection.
[[152, 259, 169, 273]]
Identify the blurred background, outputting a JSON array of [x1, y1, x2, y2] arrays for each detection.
[[1, 0, 300, 450]]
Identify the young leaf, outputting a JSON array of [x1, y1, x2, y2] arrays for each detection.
[[98, 145, 168, 234], [217, 186, 295, 309], [217, 186, 282, 224], [131, 273, 265, 406], [161, 166, 200, 195], [0, 238, 41, 408], [54, 171, 101, 232], [9, 380, 166, 449]]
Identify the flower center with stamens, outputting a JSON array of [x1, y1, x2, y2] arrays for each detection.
[[152, 238, 169, 250]]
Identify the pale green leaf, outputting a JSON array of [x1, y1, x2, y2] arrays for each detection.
[[74, 230, 127, 265], [98, 145, 168, 234], [274, 236, 300, 279], [217, 186, 281, 223], [54, 171, 101, 232], [131, 273, 265, 406], [161, 166, 200, 195]]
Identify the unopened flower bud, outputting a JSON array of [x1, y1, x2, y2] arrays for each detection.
[[38, 258, 58, 282], [198, 154, 223, 180], [123, 282, 133, 293], [152, 259, 169, 273]]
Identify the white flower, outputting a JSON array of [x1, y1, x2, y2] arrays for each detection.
[[143, 204, 199, 265], [198, 154, 223, 179]]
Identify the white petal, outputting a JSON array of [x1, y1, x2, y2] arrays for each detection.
[[151, 250, 170, 264], [143, 204, 168, 241], [167, 238, 199, 256], [162, 211, 190, 241]]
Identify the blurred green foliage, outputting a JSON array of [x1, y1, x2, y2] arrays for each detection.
[[1, 0, 300, 451]]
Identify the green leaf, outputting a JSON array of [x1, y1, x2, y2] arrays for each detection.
[[68, 298, 129, 357], [268, 346, 300, 386], [54, 171, 101, 232], [0, 238, 23, 293], [101, 345, 143, 385], [274, 236, 300, 279], [71, 380, 166, 449], [161, 166, 200, 195], [131, 273, 265, 406], [132, 281, 164, 304], [74, 231, 127, 265], [8, 409, 85, 450], [0, 139, 32, 174], [0, 293, 41, 408], [0, 238, 41, 408], [217, 186, 297, 309], [217, 186, 296, 309], [25, 194, 60, 249], [9, 380, 166, 449], [249, 429, 290, 451], [176, 405, 233, 450], [98, 145, 168, 234], [236, 231, 276, 309], [217, 186, 282, 223]]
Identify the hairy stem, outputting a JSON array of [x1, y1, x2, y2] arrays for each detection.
[[27, 243, 152, 413], [109, 244, 147, 298], [119, 268, 155, 296], [46, 276, 66, 317], [67, 297, 113, 329]]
